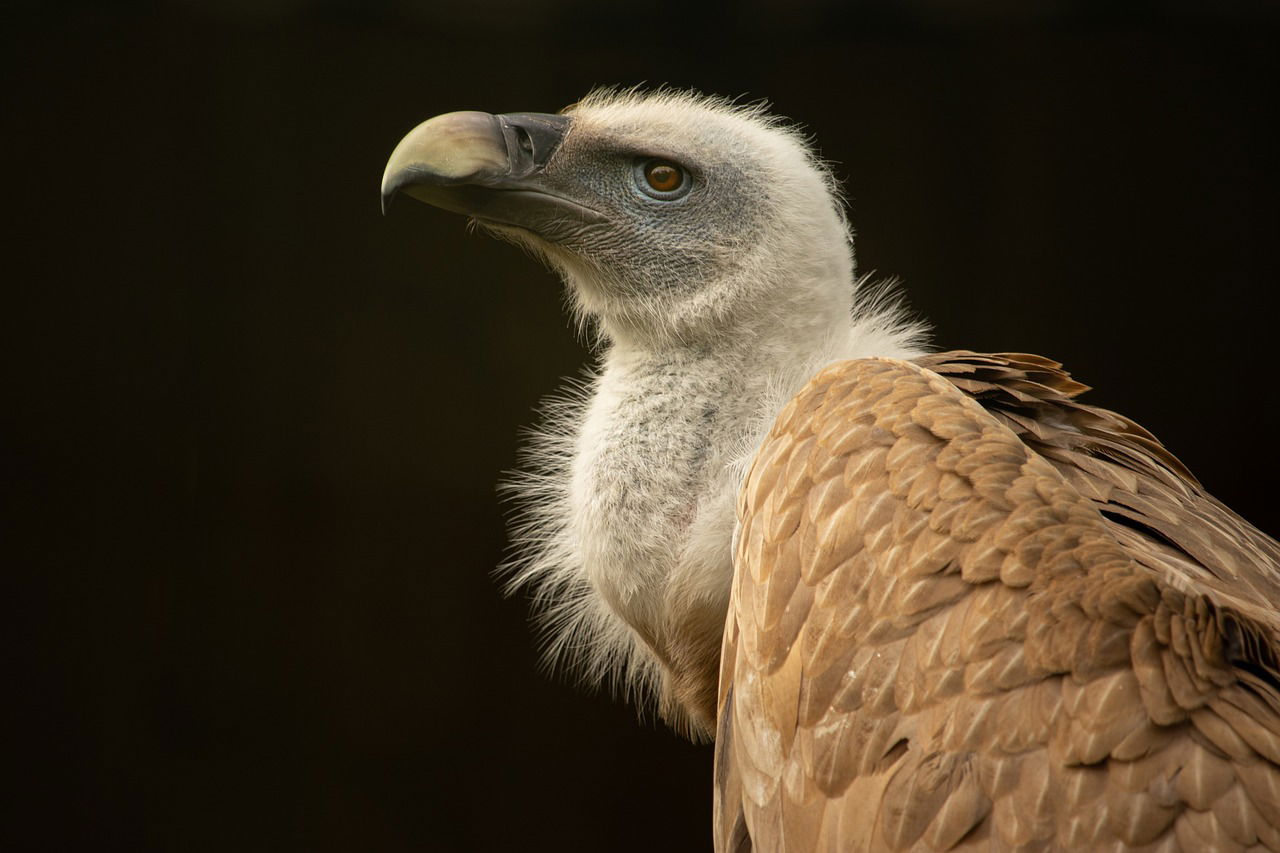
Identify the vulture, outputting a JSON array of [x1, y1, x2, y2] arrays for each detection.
[[382, 89, 1280, 851]]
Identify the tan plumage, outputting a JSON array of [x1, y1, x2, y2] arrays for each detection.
[[716, 353, 1280, 851], [380, 89, 1280, 851]]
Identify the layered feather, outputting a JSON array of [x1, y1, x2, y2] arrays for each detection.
[[716, 355, 1280, 850]]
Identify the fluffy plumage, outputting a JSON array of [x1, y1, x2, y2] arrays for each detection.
[[383, 88, 1280, 850]]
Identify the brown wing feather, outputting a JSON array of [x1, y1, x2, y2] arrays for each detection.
[[918, 350, 1280, 631], [714, 354, 1280, 852]]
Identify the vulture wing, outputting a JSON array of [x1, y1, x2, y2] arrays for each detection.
[[715, 353, 1280, 851]]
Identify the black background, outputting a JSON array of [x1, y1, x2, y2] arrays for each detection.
[[7, 1, 1279, 851]]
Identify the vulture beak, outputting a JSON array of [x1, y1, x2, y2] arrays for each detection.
[[380, 111, 605, 233]]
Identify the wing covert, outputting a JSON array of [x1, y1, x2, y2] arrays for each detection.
[[715, 356, 1280, 852]]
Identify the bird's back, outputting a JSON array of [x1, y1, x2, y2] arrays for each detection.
[[715, 352, 1280, 851]]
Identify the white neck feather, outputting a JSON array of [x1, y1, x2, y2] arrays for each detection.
[[504, 258, 928, 736]]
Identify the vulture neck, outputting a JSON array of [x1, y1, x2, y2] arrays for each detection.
[[571, 280, 861, 735]]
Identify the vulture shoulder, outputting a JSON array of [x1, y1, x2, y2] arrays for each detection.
[[715, 352, 1280, 852]]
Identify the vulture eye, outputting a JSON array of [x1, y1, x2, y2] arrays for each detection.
[[635, 159, 691, 200]]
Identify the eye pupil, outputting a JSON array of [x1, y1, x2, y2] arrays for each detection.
[[645, 163, 682, 192]]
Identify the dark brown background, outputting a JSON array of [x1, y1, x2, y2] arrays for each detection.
[[7, 1, 1279, 850]]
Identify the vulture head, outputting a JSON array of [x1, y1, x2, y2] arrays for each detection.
[[383, 90, 858, 349], [383, 89, 925, 737]]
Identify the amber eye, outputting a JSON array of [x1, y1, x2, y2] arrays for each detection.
[[646, 163, 681, 191], [634, 159, 691, 200]]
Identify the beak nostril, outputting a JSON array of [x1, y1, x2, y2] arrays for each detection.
[[515, 125, 534, 156]]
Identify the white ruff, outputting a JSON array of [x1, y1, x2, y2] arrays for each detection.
[[502, 279, 927, 727]]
